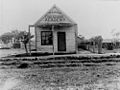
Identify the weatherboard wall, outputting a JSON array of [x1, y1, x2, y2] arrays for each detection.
[[35, 27, 53, 52], [35, 25, 77, 53]]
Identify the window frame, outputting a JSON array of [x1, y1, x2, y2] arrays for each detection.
[[41, 31, 53, 45]]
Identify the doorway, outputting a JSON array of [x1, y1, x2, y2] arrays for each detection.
[[57, 32, 66, 51]]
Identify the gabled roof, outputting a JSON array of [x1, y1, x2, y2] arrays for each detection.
[[34, 5, 76, 26]]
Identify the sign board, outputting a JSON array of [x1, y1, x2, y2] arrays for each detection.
[[35, 5, 75, 25], [44, 15, 66, 22]]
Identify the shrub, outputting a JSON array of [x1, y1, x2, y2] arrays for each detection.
[[17, 63, 29, 69], [13, 43, 21, 48], [106, 43, 114, 50], [78, 44, 88, 50]]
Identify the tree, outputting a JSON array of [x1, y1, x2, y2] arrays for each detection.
[[78, 35, 85, 40], [77, 35, 90, 50], [0, 32, 14, 44], [19, 31, 34, 54], [111, 29, 120, 49], [113, 32, 120, 49], [11, 30, 20, 40], [0, 30, 34, 51], [89, 36, 103, 54], [96, 36, 103, 54], [89, 37, 96, 53], [0, 30, 21, 44]]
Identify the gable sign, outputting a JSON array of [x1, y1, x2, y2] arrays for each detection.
[[35, 5, 76, 25], [42, 7, 66, 23], [44, 15, 66, 22]]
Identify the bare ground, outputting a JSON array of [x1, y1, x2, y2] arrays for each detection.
[[1, 49, 120, 90], [0, 62, 120, 90]]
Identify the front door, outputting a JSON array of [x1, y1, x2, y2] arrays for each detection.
[[57, 32, 66, 51]]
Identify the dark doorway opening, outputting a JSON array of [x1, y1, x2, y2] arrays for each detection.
[[57, 32, 66, 51]]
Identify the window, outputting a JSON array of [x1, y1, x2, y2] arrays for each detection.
[[41, 31, 53, 45]]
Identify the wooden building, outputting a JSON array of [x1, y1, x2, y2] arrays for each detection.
[[29, 5, 78, 54]]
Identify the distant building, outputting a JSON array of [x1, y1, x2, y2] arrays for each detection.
[[0, 40, 12, 49], [29, 5, 78, 53], [0, 40, 5, 48], [102, 39, 120, 49]]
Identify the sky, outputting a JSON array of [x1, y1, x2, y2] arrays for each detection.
[[0, 0, 120, 39]]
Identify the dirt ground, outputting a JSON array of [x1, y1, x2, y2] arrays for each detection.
[[1, 49, 120, 90], [0, 49, 25, 58], [0, 62, 120, 90]]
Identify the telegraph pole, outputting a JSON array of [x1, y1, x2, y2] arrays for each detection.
[[52, 25, 54, 55], [28, 25, 31, 55]]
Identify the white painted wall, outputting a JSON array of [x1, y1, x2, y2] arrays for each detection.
[[35, 25, 77, 53]]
